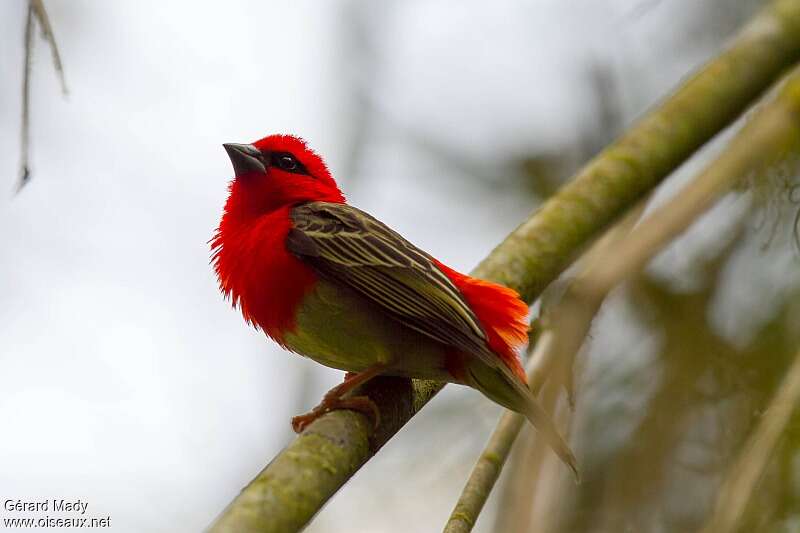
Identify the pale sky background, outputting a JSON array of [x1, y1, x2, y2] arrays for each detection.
[[0, 1, 769, 532]]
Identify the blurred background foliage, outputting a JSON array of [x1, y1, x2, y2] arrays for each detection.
[[3, 0, 800, 532]]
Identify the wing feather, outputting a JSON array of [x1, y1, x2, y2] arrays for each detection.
[[287, 202, 498, 364]]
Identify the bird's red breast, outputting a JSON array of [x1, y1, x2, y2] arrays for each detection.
[[211, 202, 317, 346]]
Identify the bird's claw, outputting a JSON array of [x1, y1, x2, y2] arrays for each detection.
[[291, 395, 381, 433]]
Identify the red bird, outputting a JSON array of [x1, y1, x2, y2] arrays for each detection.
[[212, 134, 576, 475]]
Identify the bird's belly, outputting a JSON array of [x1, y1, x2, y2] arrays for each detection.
[[283, 278, 456, 382]]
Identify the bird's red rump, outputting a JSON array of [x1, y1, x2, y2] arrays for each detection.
[[431, 260, 529, 383]]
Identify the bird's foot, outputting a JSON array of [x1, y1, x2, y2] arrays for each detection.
[[291, 363, 386, 433], [291, 395, 381, 433]]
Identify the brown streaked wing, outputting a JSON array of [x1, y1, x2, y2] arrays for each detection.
[[287, 201, 497, 363]]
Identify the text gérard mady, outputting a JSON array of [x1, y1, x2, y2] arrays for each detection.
[[5, 499, 90, 515]]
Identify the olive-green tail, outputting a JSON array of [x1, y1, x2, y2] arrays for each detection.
[[467, 360, 580, 481]]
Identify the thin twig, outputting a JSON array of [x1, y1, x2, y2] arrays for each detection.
[[493, 374, 571, 533], [491, 424, 539, 533], [17, 3, 35, 192], [443, 332, 556, 533], [17, 0, 68, 192], [700, 346, 800, 533], [31, 0, 68, 95]]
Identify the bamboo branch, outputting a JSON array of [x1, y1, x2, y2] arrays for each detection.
[[443, 336, 553, 533], [209, 2, 800, 531], [444, 55, 800, 533]]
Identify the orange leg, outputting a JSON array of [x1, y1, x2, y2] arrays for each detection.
[[291, 363, 386, 433]]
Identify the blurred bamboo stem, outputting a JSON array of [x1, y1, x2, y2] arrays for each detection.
[[700, 346, 800, 533], [209, 2, 800, 531], [495, 377, 569, 533], [444, 334, 554, 533], [444, 202, 648, 533], [516, 377, 573, 533]]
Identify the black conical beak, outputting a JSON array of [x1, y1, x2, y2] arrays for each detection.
[[223, 143, 266, 176]]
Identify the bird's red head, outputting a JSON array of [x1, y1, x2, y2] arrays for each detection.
[[221, 134, 345, 218]]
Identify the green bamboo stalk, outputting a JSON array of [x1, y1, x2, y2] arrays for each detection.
[[209, 2, 800, 531]]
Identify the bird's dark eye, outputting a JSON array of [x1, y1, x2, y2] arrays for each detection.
[[270, 152, 308, 175], [278, 155, 297, 170]]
